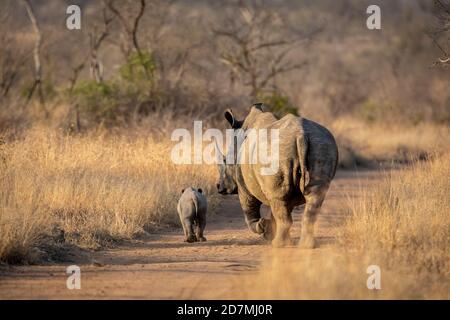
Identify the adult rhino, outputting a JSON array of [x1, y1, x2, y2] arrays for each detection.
[[216, 103, 338, 248]]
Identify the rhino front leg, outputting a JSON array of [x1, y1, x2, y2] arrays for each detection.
[[239, 193, 265, 234], [270, 200, 293, 247], [243, 206, 263, 234], [299, 184, 329, 249], [239, 192, 276, 240]]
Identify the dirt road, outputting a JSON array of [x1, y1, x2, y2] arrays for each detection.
[[0, 169, 385, 299]]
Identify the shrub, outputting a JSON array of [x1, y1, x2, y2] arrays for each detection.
[[259, 92, 298, 118], [120, 51, 156, 84], [71, 80, 119, 125]]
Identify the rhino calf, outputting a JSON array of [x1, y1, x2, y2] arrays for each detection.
[[177, 187, 208, 243]]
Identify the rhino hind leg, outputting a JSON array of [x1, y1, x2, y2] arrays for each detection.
[[183, 216, 197, 243], [262, 217, 276, 241], [270, 200, 294, 247], [299, 183, 329, 249], [195, 214, 207, 242], [179, 215, 189, 240]]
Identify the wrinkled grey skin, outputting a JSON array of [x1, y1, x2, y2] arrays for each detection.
[[177, 187, 208, 243], [217, 103, 338, 248]]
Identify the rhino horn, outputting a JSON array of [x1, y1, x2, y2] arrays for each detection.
[[213, 136, 224, 164]]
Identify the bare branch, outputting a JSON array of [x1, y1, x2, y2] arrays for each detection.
[[89, 4, 115, 83], [21, 0, 46, 109], [132, 0, 146, 55], [430, 0, 450, 66], [212, 2, 308, 98], [103, 0, 146, 56]]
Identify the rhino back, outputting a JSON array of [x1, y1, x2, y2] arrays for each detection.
[[242, 107, 277, 131], [178, 187, 207, 217]]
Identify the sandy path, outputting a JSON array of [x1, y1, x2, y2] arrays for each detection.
[[0, 169, 385, 299]]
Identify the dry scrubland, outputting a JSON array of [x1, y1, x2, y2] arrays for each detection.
[[0, 1, 449, 301], [1, 122, 449, 266], [331, 117, 450, 167], [233, 153, 450, 299], [0, 127, 219, 263]]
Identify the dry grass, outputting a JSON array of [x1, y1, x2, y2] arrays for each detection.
[[230, 153, 450, 299], [0, 127, 219, 263], [339, 152, 450, 284], [332, 117, 450, 164]]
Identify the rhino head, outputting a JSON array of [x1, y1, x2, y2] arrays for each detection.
[[216, 104, 265, 195], [216, 158, 238, 195], [215, 108, 244, 195]]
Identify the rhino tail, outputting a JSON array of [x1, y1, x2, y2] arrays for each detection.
[[192, 197, 199, 226], [297, 136, 309, 194]]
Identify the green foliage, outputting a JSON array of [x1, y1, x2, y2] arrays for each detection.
[[72, 81, 112, 97], [118, 51, 159, 110], [70, 54, 161, 127], [259, 92, 298, 118], [71, 81, 119, 124], [120, 52, 156, 83]]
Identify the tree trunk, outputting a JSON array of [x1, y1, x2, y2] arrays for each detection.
[[22, 0, 47, 114]]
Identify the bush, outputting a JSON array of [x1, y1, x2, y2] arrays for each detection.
[[120, 51, 156, 83], [71, 80, 120, 125], [259, 92, 298, 118]]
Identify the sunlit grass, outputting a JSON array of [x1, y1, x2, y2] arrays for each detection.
[[0, 127, 219, 262], [231, 153, 450, 299]]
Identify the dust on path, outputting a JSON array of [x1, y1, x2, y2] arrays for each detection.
[[0, 169, 386, 299]]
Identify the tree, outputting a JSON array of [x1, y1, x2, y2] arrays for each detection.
[[430, 0, 450, 67], [89, 4, 115, 83], [103, 0, 149, 78], [212, 1, 308, 99], [22, 0, 45, 108], [0, 9, 28, 98]]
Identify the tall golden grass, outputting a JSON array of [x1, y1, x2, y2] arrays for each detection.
[[231, 153, 450, 299], [0, 127, 219, 263], [332, 117, 450, 166]]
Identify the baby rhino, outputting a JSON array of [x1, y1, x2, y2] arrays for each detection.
[[177, 187, 207, 243]]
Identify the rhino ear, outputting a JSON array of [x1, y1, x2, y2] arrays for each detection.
[[197, 188, 203, 194], [224, 109, 236, 128], [253, 103, 264, 112], [225, 109, 243, 129]]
